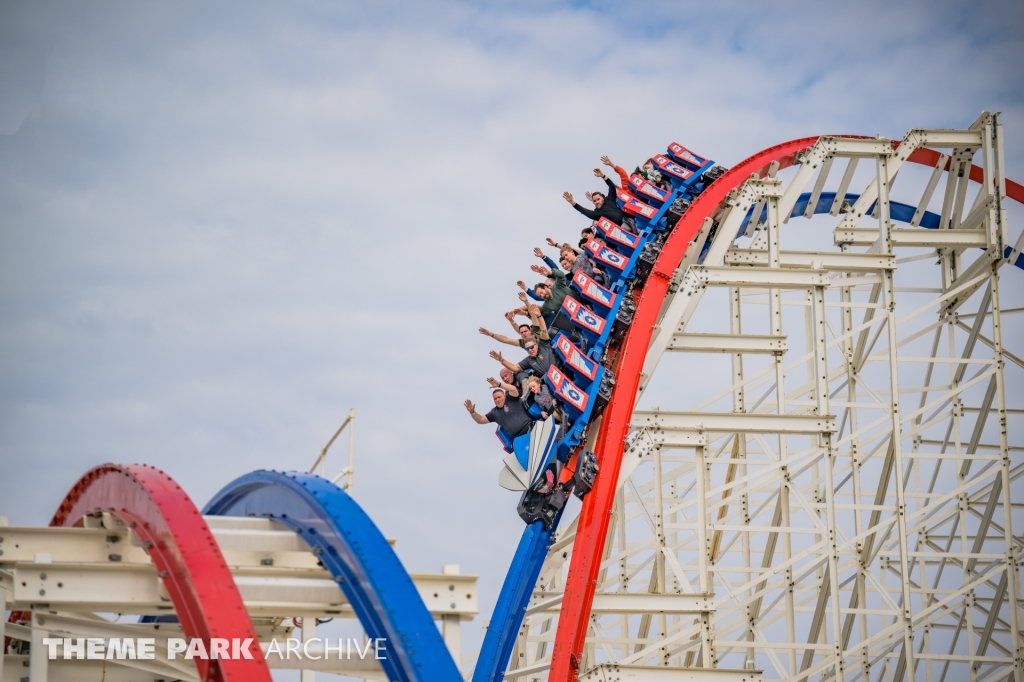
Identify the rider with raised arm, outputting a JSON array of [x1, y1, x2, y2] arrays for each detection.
[[480, 307, 547, 349], [511, 257, 577, 330], [489, 336, 556, 384], [598, 155, 632, 194], [464, 378, 533, 438], [562, 167, 625, 226]]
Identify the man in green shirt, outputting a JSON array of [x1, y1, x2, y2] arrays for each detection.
[[480, 304, 549, 348], [515, 264, 577, 333]]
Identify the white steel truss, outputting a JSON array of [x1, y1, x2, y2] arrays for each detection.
[[1, 514, 477, 681], [507, 114, 1022, 682]]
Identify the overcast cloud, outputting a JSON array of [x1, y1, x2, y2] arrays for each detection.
[[2, 0, 1023, 669]]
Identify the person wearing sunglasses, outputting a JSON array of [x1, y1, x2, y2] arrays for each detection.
[[489, 336, 556, 383]]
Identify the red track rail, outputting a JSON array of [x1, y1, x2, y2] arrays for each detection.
[[548, 135, 1022, 679], [50, 464, 271, 682]]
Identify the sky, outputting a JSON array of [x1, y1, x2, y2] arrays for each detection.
[[1, 0, 1023, 673]]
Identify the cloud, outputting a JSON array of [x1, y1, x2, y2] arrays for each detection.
[[1, 0, 1022, 663]]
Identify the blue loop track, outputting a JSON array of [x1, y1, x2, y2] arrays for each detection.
[[204, 470, 462, 682]]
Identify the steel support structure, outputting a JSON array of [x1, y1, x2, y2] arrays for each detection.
[[515, 117, 1023, 681], [2, 467, 475, 682], [3, 464, 272, 682]]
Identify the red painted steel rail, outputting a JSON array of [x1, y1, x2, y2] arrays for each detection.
[[51, 464, 271, 682]]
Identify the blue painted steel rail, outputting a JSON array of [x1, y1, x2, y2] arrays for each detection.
[[204, 470, 462, 682], [472, 509, 565, 682]]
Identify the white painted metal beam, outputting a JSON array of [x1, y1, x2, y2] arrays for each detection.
[[818, 136, 895, 157], [695, 265, 831, 289], [528, 592, 715, 615], [834, 227, 987, 247], [724, 249, 895, 271], [5, 564, 478, 619], [642, 430, 707, 448], [580, 664, 763, 681], [5, 656, 193, 682], [632, 411, 836, 434], [667, 333, 787, 354]]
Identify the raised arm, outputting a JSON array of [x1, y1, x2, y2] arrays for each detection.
[[489, 349, 521, 373], [487, 376, 519, 398], [601, 155, 631, 189], [464, 399, 489, 425], [564, 191, 601, 220], [546, 237, 582, 255], [518, 280, 543, 302], [504, 309, 521, 333], [533, 247, 559, 271], [572, 202, 601, 220], [480, 326, 521, 347], [528, 304, 550, 341], [530, 263, 553, 278], [603, 175, 618, 195]]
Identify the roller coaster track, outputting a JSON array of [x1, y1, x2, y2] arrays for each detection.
[[5, 116, 1021, 682], [536, 120, 1024, 681], [19, 464, 272, 682], [204, 469, 462, 681]]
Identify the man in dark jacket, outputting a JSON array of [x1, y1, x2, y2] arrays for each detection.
[[563, 173, 625, 225]]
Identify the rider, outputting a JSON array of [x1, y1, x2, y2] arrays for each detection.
[[562, 171, 625, 226], [464, 378, 533, 439]]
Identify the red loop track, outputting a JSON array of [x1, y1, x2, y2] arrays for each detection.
[[50, 463, 271, 682]]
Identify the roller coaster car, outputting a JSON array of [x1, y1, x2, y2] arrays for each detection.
[[651, 153, 695, 183], [700, 165, 728, 185], [614, 296, 636, 328], [546, 364, 590, 422], [517, 460, 570, 529], [590, 367, 616, 417], [616, 189, 659, 228], [572, 269, 617, 317], [594, 216, 640, 255], [495, 426, 515, 453], [628, 174, 670, 204], [584, 239, 630, 282], [572, 449, 599, 499], [560, 297, 607, 350], [608, 298, 635, 348], [665, 196, 692, 227], [495, 427, 532, 470], [667, 142, 708, 169], [635, 239, 663, 283], [553, 332, 599, 388]]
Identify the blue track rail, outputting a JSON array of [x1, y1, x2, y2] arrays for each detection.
[[472, 509, 565, 682], [204, 470, 462, 682]]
